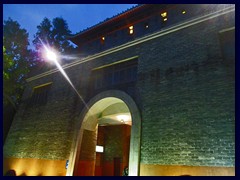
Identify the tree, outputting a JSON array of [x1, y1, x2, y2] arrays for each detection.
[[32, 17, 75, 65], [52, 17, 73, 54], [32, 17, 53, 52], [3, 18, 35, 106], [3, 18, 35, 144]]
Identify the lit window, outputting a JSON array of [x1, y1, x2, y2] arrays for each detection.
[[101, 36, 105, 44], [96, 145, 104, 153], [182, 10, 186, 14], [145, 23, 149, 29], [129, 26, 134, 34], [161, 12, 167, 17], [161, 11, 168, 23]]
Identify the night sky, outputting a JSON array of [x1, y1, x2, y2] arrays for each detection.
[[3, 4, 137, 48]]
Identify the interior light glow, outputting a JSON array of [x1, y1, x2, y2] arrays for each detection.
[[116, 115, 130, 122], [129, 26, 134, 34], [182, 10, 186, 14], [161, 12, 167, 17], [163, 18, 168, 21], [102, 36, 105, 41], [96, 145, 104, 153]]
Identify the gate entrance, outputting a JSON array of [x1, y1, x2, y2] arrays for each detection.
[[66, 90, 141, 176]]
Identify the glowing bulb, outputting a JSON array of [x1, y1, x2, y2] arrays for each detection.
[[129, 26, 133, 30], [161, 12, 167, 17], [116, 115, 130, 122], [46, 50, 57, 61]]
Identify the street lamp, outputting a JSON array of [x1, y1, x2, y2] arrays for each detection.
[[43, 47, 89, 109], [46, 49, 57, 62]]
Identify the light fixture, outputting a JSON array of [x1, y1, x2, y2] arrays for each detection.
[[129, 26, 134, 34], [102, 36, 105, 41], [96, 145, 104, 153], [161, 12, 167, 17], [182, 10, 186, 14], [116, 115, 130, 122]]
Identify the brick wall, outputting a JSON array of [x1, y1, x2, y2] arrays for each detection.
[[137, 13, 235, 167], [3, 9, 235, 175]]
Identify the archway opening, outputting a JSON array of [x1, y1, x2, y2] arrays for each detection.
[[67, 90, 141, 176], [74, 97, 132, 176]]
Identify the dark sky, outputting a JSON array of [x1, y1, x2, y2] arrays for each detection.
[[3, 4, 137, 48]]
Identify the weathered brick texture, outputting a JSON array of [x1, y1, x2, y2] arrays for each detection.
[[3, 9, 235, 168]]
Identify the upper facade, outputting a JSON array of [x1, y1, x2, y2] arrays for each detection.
[[68, 4, 234, 56]]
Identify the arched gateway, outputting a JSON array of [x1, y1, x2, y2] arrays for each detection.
[[66, 90, 141, 176]]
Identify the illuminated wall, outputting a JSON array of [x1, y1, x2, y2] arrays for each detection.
[[3, 4, 235, 176]]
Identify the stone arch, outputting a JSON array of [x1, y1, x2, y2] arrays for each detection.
[[66, 90, 141, 176]]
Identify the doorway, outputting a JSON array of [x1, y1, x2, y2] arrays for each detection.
[[67, 90, 141, 176]]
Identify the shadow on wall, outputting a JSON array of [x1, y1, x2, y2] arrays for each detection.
[[19, 172, 27, 176], [180, 175, 191, 176], [4, 169, 16, 176], [4, 170, 43, 176]]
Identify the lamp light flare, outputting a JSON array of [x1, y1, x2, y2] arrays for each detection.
[[46, 50, 57, 61], [39, 38, 91, 116]]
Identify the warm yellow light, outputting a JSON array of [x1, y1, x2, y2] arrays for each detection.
[[102, 36, 105, 41], [163, 18, 168, 21], [116, 115, 130, 122], [129, 26, 134, 34], [161, 12, 167, 17], [182, 10, 186, 14]]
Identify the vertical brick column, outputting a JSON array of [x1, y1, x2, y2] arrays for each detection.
[[75, 129, 97, 176]]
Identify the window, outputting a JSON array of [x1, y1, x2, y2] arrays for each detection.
[[92, 58, 138, 90], [129, 25, 134, 35], [161, 11, 168, 22], [182, 10, 186, 14], [101, 36, 105, 44], [144, 23, 149, 29], [219, 28, 235, 62], [29, 83, 52, 106]]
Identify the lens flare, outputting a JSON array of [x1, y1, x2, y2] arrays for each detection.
[[38, 38, 90, 113], [46, 50, 57, 61]]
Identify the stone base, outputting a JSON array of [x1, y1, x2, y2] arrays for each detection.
[[3, 157, 67, 176], [140, 164, 235, 176]]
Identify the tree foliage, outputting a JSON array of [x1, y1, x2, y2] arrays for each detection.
[[3, 18, 34, 106], [33, 17, 75, 63]]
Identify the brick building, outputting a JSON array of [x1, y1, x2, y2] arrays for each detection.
[[3, 4, 235, 176]]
